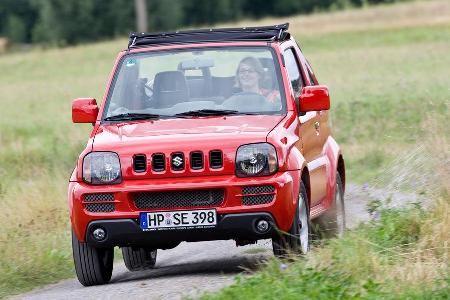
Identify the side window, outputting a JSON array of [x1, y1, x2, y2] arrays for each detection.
[[283, 48, 304, 98]]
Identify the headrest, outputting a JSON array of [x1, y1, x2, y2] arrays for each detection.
[[258, 57, 276, 90], [154, 71, 188, 93], [153, 71, 189, 108]]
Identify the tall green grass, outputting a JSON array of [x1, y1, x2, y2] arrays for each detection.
[[200, 104, 450, 299], [0, 41, 123, 298], [199, 201, 450, 299], [302, 23, 450, 182], [0, 0, 449, 298]]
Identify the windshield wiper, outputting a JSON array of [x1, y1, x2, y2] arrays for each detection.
[[104, 113, 165, 121], [175, 109, 243, 117]]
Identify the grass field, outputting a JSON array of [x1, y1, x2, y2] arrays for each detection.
[[0, 0, 449, 298], [200, 109, 450, 299]]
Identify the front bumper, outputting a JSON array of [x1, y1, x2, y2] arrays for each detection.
[[69, 171, 300, 243], [86, 212, 277, 248]]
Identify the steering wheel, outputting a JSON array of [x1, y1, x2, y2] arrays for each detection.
[[233, 91, 268, 102], [234, 91, 261, 96]]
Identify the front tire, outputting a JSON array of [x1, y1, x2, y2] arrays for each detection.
[[122, 247, 157, 271], [314, 173, 346, 238], [72, 231, 114, 286], [272, 181, 311, 257]]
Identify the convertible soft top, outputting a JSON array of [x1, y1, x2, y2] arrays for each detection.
[[128, 23, 290, 49]]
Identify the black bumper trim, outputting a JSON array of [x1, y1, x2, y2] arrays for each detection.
[[85, 212, 277, 248]]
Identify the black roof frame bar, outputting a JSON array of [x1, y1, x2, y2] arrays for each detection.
[[128, 23, 290, 49]]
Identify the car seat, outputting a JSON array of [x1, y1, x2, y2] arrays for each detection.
[[258, 57, 277, 90], [153, 71, 189, 108]]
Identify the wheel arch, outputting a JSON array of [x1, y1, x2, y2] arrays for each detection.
[[337, 154, 346, 193], [323, 136, 345, 195], [301, 166, 311, 209]]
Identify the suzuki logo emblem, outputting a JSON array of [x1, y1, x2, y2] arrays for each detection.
[[172, 156, 183, 167]]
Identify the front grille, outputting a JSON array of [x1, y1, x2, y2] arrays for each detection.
[[242, 195, 274, 205], [84, 193, 114, 202], [209, 150, 223, 168], [133, 189, 224, 209], [242, 186, 275, 194], [85, 203, 115, 212], [242, 185, 275, 206], [152, 153, 165, 171], [83, 193, 115, 212], [190, 151, 203, 169], [133, 154, 147, 173]]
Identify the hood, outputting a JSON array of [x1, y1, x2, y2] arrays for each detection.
[[92, 115, 284, 179], [93, 115, 282, 146]]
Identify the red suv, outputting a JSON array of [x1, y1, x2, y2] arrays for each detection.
[[69, 23, 345, 286]]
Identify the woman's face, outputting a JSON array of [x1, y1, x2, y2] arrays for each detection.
[[238, 63, 260, 90]]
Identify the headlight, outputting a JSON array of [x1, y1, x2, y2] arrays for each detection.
[[83, 152, 122, 184], [235, 143, 278, 177]]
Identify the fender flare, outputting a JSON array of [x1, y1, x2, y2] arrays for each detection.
[[324, 136, 345, 196], [285, 146, 312, 218]]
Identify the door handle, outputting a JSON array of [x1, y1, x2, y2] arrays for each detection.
[[314, 121, 320, 130]]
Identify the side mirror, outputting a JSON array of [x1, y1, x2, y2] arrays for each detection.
[[72, 98, 99, 123], [299, 85, 330, 113]]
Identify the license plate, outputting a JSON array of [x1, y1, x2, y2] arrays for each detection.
[[140, 209, 217, 231]]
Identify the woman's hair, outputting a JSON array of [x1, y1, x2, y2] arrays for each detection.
[[235, 56, 265, 88]]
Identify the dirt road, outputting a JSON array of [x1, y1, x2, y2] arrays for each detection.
[[12, 183, 421, 300]]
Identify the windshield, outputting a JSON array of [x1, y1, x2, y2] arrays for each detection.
[[103, 46, 285, 120]]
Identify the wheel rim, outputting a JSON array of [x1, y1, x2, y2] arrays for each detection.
[[298, 193, 309, 254], [335, 183, 346, 237]]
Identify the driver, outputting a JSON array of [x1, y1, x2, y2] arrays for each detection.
[[235, 56, 280, 103]]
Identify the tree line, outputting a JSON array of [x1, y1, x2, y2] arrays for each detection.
[[0, 0, 403, 46]]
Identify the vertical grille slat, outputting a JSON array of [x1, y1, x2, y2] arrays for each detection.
[[209, 150, 223, 169], [148, 151, 225, 172], [190, 151, 204, 170], [152, 153, 166, 171], [133, 154, 147, 173]]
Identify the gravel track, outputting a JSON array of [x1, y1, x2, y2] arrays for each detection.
[[12, 183, 421, 300]]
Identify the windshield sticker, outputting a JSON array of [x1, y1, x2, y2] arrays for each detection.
[[125, 58, 136, 67]]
